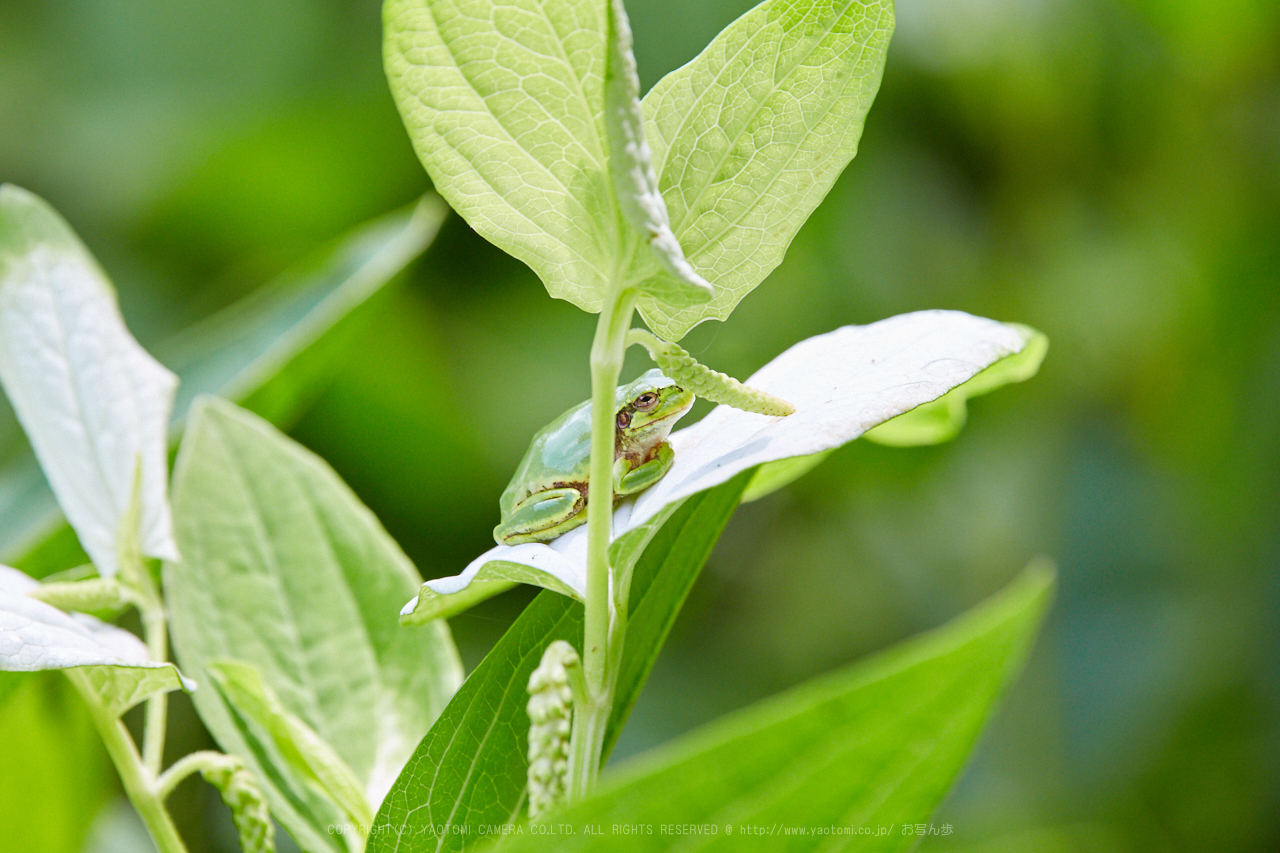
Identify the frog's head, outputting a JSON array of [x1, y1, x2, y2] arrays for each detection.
[[614, 369, 694, 444]]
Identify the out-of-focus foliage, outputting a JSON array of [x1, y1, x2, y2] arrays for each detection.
[[1, 1, 1277, 852]]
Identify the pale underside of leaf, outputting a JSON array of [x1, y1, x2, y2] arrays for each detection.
[[384, 0, 619, 311], [0, 185, 178, 578], [863, 323, 1049, 447], [634, 0, 896, 339], [0, 565, 191, 716], [401, 496, 682, 625], [605, 0, 712, 309], [406, 311, 1033, 617]]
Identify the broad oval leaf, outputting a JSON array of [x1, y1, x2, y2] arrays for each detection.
[[634, 0, 896, 339], [165, 397, 464, 853], [0, 565, 191, 718], [385, 0, 619, 312], [496, 563, 1055, 853], [0, 185, 178, 578], [411, 312, 1039, 614]]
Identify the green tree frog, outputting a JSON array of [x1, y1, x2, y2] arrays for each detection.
[[494, 369, 695, 545]]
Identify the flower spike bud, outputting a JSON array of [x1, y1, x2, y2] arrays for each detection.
[[628, 329, 795, 416], [526, 640, 582, 817], [202, 756, 275, 853]]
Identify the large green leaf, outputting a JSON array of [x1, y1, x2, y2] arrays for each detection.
[[497, 563, 1055, 852], [635, 0, 896, 340], [370, 473, 752, 852], [384, 0, 619, 312], [165, 397, 463, 853], [0, 195, 447, 575]]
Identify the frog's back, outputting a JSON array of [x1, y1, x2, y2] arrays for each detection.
[[499, 399, 594, 517]]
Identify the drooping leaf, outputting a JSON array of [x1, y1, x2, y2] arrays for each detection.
[[165, 397, 463, 853], [741, 325, 1049, 501], [864, 325, 1049, 447], [384, 0, 619, 312], [0, 184, 178, 578], [416, 313, 1038, 610], [372, 476, 750, 852], [400, 492, 683, 625], [0, 194, 446, 574], [634, 0, 896, 339], [209, 660, 373, 830], [0, 565, 191, 718], [497, 563, 1056, 853], [604, 0, 712, 309]]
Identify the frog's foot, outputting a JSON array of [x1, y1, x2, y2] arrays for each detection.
[[614, 441, 675, 498], [494, 487, 587, 545]]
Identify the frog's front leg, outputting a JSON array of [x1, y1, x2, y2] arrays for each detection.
[[613, 441, 675, 498], [494, 487, 587, 545]]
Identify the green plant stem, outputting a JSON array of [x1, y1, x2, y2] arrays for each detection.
[[156, 750, 236, 800], [66, 668, 189, 853], [141, 600, 170, 774], [571, 287, 638, 799]]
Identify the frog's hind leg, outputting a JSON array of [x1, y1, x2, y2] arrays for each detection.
[[493, 487, 587, 545]]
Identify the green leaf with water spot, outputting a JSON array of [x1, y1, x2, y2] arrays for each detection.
[[634, 0, 896, 339], [864, 325, 1048, 447]]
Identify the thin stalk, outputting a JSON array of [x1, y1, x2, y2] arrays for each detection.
[[141, 600, 169, 775], [156, 750, 235, 801], [570, 287, 638, 799], [67, 669, 189, 853]]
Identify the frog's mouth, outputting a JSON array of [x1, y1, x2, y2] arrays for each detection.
[[633, 402, 694, 433]]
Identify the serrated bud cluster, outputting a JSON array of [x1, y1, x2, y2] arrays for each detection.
[[203, 757, 275, 853], [526, 640, 580, 818], [636, 331, 795, 417]]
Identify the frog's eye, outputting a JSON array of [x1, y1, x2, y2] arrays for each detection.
[[634, 392, 659, 411], [616, 410, 632, 429]]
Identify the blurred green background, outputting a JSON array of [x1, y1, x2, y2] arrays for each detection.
[[2, 0, 1278, 851]]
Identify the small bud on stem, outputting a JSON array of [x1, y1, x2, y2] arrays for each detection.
[[627, 329, 795, 416]]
